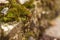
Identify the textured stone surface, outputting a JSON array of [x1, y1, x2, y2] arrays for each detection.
[[45, 16, 60, 38]]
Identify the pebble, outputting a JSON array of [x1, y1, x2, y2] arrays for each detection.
[[42, 11, 46, 14], [28, 36, 35, 40], [18, 0, 29, 4], [1, 7, 9, 15]]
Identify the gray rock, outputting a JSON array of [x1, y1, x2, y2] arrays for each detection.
[[45, 16, 60, 38]]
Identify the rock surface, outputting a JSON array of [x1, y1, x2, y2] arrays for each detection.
[[45, 16, 60, 38]]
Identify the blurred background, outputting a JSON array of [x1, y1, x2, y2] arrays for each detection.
[[0, 0, 60, 40]]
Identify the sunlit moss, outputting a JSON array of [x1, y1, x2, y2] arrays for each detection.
[[0, 0, 33, 23], [23, 0, 35, 9]]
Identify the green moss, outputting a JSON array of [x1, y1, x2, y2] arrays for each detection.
[[23, 0, 35, 9], [0, 0, 33, 23]]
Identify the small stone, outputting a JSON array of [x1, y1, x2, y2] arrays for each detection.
[[1, 7, 9, 15], [29, 36, 35, 40], [42, 11, 50, 14], [18, 0, 29, 4], [42, 11, 46, 14], [1, 25, 8, 32]]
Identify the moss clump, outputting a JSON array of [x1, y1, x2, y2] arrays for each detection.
[[0, 0, 34, 23]]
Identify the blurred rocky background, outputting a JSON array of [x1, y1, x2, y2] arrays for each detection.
[[0, 0, 60, 40]]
